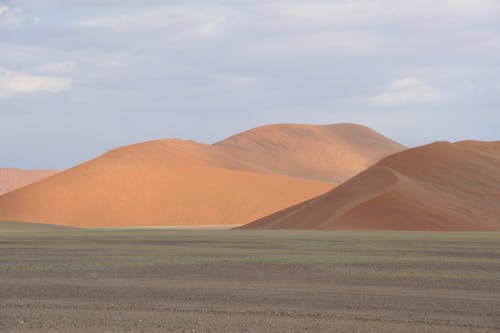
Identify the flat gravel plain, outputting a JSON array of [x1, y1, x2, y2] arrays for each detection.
[[1, 229, 499, 332]]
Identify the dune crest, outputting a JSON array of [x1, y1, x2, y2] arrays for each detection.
[[214, 123, 405, 183], [243, 141, 500, 231]]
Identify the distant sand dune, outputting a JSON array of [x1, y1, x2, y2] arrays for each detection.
[[0, 140, 331, 228], [0, 168, 57, 195], [0, 221, 78, 232], [0, 123, 404, 228], [215, 123, 405, 183], [243, 141, 500, 231]]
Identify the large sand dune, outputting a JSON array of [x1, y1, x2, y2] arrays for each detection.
[[0, 123, 403, 228], [215, 123, 405, 183], [0, 139, 331, 228], [243, 141, 500, 231], [0, 168, 57, 195]]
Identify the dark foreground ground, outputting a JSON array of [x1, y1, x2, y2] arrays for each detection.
[[1, 229, 499, 332]]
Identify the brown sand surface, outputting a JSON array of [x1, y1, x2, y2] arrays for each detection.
[[0, 139, 332, 228], [244, 141, 500, 231], [1, 230, 499, 332], [215, 123, 405, 183], [0, 168, 57, 195]]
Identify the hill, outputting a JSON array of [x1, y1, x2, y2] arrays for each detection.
[[0, 139, 331, 228], [214, 123, 405, 183], [0, 123, 403, 228], [243, 141, 500, 231]]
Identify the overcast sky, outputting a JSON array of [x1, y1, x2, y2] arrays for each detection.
[[1, 0, 499, 169]]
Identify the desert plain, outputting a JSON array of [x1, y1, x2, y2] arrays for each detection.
[[1, 225, 499, 333]]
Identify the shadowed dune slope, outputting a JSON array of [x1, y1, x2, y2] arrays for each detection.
[[214, 123, 405, 183], [0, 169, 58, 195], [0, 139, 332, 228], [243, 141, 500, 231]]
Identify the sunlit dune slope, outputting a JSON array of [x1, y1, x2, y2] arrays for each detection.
[[0, 139, 332, 228]]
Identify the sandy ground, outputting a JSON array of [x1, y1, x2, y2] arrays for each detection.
[[1, 229, 499, 332]]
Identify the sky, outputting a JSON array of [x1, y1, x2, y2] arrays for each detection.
[[1, 0, 499, 169]]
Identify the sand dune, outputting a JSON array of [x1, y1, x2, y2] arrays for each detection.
[[0, 221, 78, 233], [0, 123, 404, 228], [215, 123, 405, 183], [0, 168, 57, 195], [244, 141, 500, 231], [0, 139, 332, 228]]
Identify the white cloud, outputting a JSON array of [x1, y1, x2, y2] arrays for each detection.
[[198, 75, 254, 93], [73, 5, 230, 39], [193, 16, 225, 39], [0, 4, 8, 16], [35, 62, 77, 75], [74, 14, 128, 30], [0, 43, 54, 64], [270, 0, 500, 26], [442, 0, 500, 16], [484, 36, 500, 49], [221, 75, 254, 87], [370, 77, 442, 106], [0, 5, 42, 29], [310, 31, 376, 50], [275, 1, 380, 26], [0, 67, 72, 98], [240, 30, 377, 61]]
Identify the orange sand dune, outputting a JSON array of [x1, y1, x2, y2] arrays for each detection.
[[0, 168, 58, 195], [0, 123, 404, 228], [243, 141, 500, 231], [0, 139, 332, 228], [215, 123, 405, 183]]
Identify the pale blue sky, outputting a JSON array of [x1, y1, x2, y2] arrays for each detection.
[[1, 0, 499, 169]]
